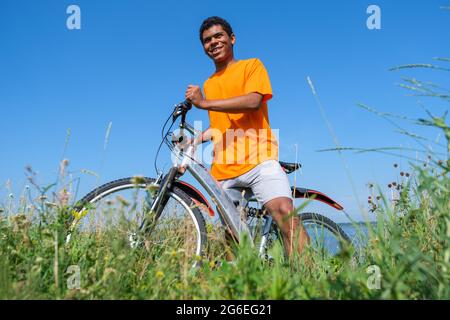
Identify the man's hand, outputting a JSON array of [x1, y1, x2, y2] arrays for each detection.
[[185, 85, 206, 108]]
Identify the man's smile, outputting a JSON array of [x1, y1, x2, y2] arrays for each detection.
[[210, 46, 223, 56]]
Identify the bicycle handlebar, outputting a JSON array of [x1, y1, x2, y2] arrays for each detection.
[[178, 100, 192, 111], [172, 100, 192, 122]]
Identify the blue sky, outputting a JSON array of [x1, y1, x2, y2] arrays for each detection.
[[1, 0, 449, 222]]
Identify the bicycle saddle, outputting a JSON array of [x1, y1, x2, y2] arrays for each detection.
[[279, 161, 302, 174]]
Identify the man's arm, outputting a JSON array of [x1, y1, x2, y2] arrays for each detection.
[[198, 92, 263, 113], [185, 85, 263, 113]]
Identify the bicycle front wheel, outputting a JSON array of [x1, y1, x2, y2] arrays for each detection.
[[67, 177, 207, 262]]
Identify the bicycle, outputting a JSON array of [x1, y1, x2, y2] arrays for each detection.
[[67, 100, 351, 265]]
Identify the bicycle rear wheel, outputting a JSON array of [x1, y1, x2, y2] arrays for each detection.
[[299, 212, 351, 256], [67, 177, 207, 263]]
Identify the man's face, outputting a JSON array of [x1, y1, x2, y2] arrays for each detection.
[[202, 24, 235, 64]]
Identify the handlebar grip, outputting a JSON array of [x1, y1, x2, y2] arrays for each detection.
[[182, 100, 192, 110], [172, 100, 192, 122]]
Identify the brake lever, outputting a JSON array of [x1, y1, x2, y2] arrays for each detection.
[[172, 106, 183, 122], [172, 100, 192, 122]]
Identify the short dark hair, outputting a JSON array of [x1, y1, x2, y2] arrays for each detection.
[[199, 16, 234, 43]]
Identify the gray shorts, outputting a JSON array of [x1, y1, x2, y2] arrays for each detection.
[[219, 160, 293, 206]]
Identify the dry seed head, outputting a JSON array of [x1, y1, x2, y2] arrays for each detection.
[[59, 159, 69, 177], [116, 196, 130, 207], [58, 189, 70, 206], [45, 201, 58, 208], [131, 176, 146, 184]]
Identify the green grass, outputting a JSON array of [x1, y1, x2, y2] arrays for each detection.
[[0, 164, 449, 299]]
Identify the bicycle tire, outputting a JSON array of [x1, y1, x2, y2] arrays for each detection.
[[298, 212, 352, 255], [299, 212, 351, 243], [67, 177, 207, 260]]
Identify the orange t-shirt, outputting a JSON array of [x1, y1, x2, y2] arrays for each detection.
[[203, 58, 279, 181]]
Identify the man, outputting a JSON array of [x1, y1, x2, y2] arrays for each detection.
[[185, 16, 308, 257]]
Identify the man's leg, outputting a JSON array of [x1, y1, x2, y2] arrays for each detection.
[[264, 197, 309, 257], [247, 160, 309, 258]]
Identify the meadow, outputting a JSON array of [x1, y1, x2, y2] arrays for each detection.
[[0, 61, 449, 300]]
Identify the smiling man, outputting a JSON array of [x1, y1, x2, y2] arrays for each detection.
[[185, 16, 308, 258]]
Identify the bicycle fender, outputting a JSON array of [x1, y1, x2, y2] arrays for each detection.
[[291, 187, 344, 211], [174, 180, 215, 217]]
